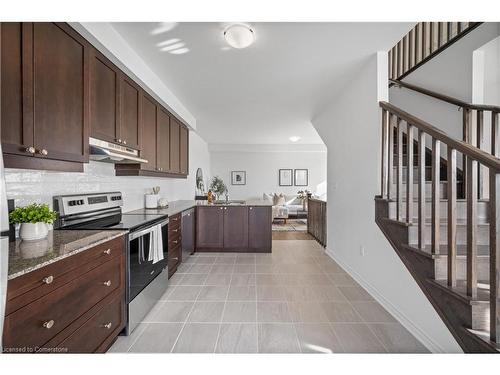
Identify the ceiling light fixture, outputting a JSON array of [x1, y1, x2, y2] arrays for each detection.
[[289, 136, 301, 143], [224, 24, 255, 49]]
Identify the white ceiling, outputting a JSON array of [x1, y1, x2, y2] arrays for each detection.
[[111, 22, 411, 145]]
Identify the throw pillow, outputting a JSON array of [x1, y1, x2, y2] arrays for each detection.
[[263, 193, 273, 203], [275, 194, 286, 206]]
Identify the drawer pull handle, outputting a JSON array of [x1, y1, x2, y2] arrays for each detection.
[[150, 270, 155, 275], [172, 240, 178, 244], [172, 229, 178, 233], [103, 322, 112, 330], [43, 275, 54, 284], [43, 320, 55, 329], [172, 257, 179, 261], [103, 280, 112, 287], [103, 248, 111, 255], [173, 218, 178, 221]]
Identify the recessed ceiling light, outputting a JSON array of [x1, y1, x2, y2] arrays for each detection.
[[170, 48, 190, 55], [160, 42, 185, 52], [289, 136, 301, 142], [224, 24, 255, 49]]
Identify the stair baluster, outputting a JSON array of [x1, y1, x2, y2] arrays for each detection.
[[407, 123, 414, 224], [447, 147, 458, 287], [489, 172, 500, 343], [431, 139, 441, 255], [397, 119, 403, 221], [418, 129, 426, 248], [467, 155, 478, 298]]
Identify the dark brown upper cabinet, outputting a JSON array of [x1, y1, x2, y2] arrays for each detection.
[[0, 22, 29, 157], [180, 125, 189, 175], [1, 22, 88, 172], [140, 93, 157, 171], [169, 118, 181, 174], [89, 49, 119, 144], [156, 107, 171, 173], [119, 76, 141, 149]]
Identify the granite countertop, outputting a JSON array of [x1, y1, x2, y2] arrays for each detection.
[[124, 199, 273, 218], [8, 230, 128, 280]]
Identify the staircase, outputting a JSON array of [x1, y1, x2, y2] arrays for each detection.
[[376, 99, 500, 352]]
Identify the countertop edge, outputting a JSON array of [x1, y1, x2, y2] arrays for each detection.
[[8, 230, 129, 280]]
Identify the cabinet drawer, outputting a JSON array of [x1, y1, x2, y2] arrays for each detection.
[[56, 293, 124, 353], [7, 235, 124, 313], [169, 214, 181, 229], [168, 244, 181, 277], [3, 254, 123, 350], [168, 232, 181, 248]]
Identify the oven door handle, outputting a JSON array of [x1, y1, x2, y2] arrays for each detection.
[[129, 220, 168, 241]]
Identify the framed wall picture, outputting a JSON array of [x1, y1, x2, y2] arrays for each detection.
[[231, 171, 246, 185], [279, 169, 293, 186], [294, 169, 308, 186]]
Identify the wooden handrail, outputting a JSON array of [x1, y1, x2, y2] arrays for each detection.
[[390, 79, 500, 112], [379, 101, 500, 171]]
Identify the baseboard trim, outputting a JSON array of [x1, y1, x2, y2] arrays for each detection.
[[324, 247, 451, 353]]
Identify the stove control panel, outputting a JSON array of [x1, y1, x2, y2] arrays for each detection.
[[53, 191, 123, 217]]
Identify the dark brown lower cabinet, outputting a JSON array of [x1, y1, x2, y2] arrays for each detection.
[[223, 206, 249, 250], [196, 206, 271, 253], [307, 198, 327, 247], [196, 206, 224, 250], [248, 206, 272, 252], [2, 235, 126, 353]]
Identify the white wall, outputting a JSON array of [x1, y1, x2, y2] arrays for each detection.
[[4, 132, 211, 212], [209, 144, 327, 201], [311, 52, 462, 353]]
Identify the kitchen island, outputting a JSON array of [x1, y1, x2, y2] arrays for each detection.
[[195, 201, 273, 253]]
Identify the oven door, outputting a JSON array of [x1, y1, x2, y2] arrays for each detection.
[[128, 220, 168, 302]]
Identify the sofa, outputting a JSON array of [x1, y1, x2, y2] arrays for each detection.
[[263, 193, 306, 221]]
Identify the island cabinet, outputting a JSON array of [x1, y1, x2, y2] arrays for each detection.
[[196, 206, 225, 249], [1, 22, 89, 172], [2, 235, 127, 353], [196, 205, 272, 253], [248, 206, 272, 251]]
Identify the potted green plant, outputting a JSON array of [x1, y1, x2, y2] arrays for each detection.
[[209, 176, 228, 201], [9, 203, 57, 241]]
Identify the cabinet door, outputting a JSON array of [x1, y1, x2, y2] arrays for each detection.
[[89, 49, 119, 143], [196, 207, 224, 249], [181, 210, 195, 257], [1, 22, 33, 156], [119, 76, 140, 149], [179, 125, 188, 175], [169, 118, 180, 173], [140, 94, 157, 171], [32, 22, 88, 163], [248, 206, 272, 251], [223, 206, 249, 250], [156, 107, 170, 172]]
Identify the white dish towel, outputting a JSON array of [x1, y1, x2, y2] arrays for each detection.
[[148, 224, 164, 264]]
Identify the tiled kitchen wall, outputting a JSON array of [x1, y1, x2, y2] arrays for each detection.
[[5, 133, 211, 213]]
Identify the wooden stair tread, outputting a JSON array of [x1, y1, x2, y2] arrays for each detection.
[[430, 279, 490, 304]]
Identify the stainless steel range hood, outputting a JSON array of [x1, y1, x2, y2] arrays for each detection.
[[89, 137, 148, 164]]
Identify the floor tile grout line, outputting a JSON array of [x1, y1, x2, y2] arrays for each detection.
[[212, 267, 234, 353], [125, 323, 148, 352], [169, 283, 203, 353]]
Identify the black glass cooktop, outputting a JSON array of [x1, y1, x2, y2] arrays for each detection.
[[67, 213, 167, 231]]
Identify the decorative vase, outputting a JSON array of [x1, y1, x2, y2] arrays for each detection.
[[19, 222, 49, 241]]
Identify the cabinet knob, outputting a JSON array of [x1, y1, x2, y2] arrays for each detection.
[[224, 207, 227, 210], [173, 240, 178, 244], [249, 207, 253, 210], [25, 146, 36, 154], [39, 149, 48, 156], [103, 280, 112, 287], [43, 275, 54, 284], [103, 248, 111, 255], [172, 257, 179, 261], [123, 140, 127, 145], [172, 229, 178, 233], [43, 320, 55, 329], [102, 322, 112, 330], [173, 218, 178, 221], [118, 139, 122, 143], [220, 207, 223, 210]]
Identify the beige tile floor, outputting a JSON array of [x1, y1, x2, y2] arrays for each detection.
[[109, 240, 429, 354]]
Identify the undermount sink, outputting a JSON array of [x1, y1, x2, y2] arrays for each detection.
[[213, 200, 246, 205]]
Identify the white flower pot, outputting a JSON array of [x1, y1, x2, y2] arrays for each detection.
[[19, 222, 49, 241]]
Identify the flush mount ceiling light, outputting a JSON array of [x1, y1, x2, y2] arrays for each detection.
[[289, 136, 301, 142], [224, 24, 255, 49]]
